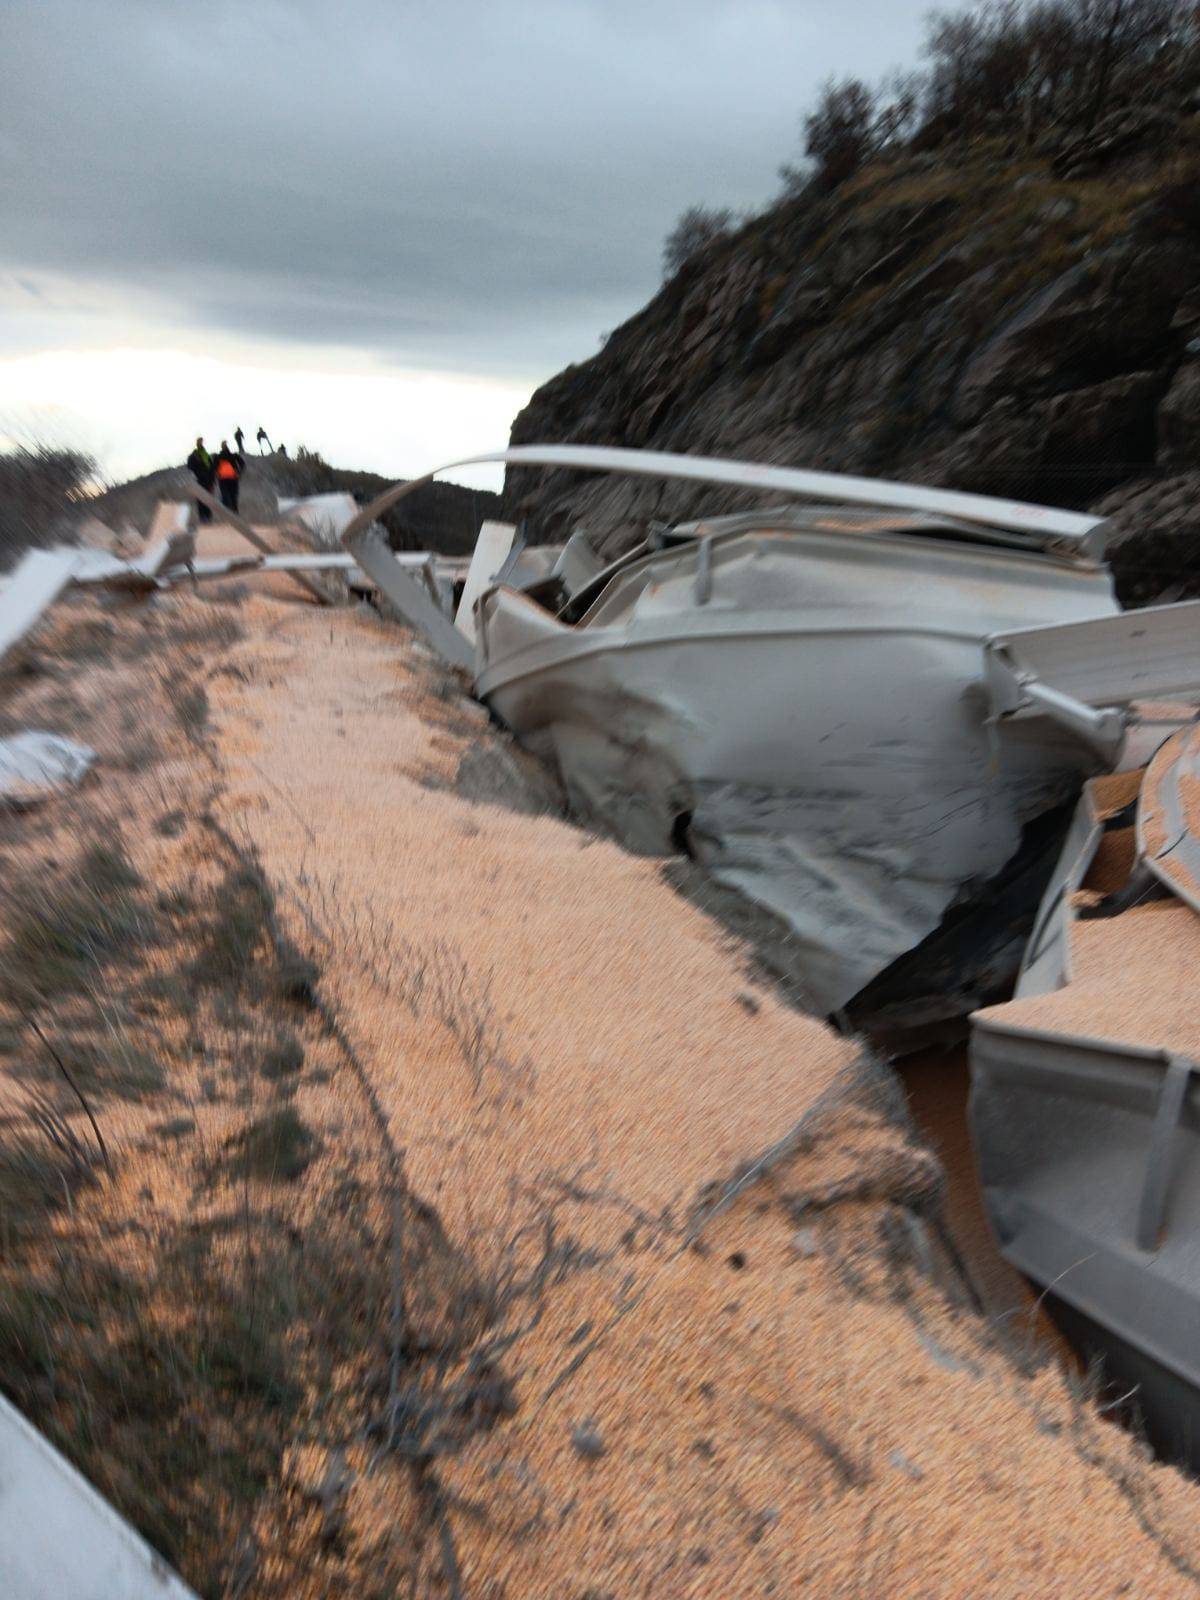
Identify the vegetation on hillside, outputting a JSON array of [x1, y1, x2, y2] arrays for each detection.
[[667, 0, 1199, 264], [0, 445, 96, 573]]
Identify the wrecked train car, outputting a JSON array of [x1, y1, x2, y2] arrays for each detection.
[[342, 445, 1138, 1029]]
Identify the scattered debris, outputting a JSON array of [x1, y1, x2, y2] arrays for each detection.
[[0, 549, 79, 667], [0, 731, 96, 806], [277, 491, 360, 546], [9, 456, 1200, 1592]]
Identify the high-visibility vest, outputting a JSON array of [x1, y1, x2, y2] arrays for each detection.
[[216, 458, 238, 480]]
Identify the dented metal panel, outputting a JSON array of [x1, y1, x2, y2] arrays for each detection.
[[476, 520, 1117, 1014], [337, 444, 1129, 1016]]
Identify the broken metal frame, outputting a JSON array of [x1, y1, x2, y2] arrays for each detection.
[[984, 599, 1200, 765], [972, 1020, 1200, 1260], [968, 1017, 1200, 1473], [1013, 787, 1104, 992], [0, 492, 359, 670], [968, 734, 1200, 1470]]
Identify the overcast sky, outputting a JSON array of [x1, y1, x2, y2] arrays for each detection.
[[0, 0, 931, 484]]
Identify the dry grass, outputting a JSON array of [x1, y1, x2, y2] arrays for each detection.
[[0, 444, 96, 574], [0, 817, 495, 1593], [0, 581, 544, 1595]]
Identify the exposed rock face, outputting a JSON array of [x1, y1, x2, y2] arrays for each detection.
[[505, 144, 1200, 599], [1159, 361, 1200, 471], [1094, 471, 1200, 607]]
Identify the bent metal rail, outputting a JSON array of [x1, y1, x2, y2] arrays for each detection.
[[337, 444, 1107, 555]]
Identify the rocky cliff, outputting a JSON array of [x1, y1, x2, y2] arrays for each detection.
[[505, 119, 1200, 603]]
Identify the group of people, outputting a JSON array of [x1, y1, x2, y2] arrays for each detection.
[[185, 426, 279, 523]]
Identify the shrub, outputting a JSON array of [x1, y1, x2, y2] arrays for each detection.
[[223, 1105, 318, 1182], [0, 444, 97, 572], [662, 205, 735, 277], [261, 1032, 305, 1081], [0, 841, 144, 1007]]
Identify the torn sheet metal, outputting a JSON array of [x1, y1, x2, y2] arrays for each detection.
[[455, 521, 516, 643], [0, 731, 96, 805], [75, 519, 196, 592], [277, 491, 360, 546], [552, 529, 603, 595], [0, 1392, 198, 1598], [494, 543, 561, 591], [145, 500, 191, 544], [476, 511, 1118, 1015], [970, 757, 1200, 1470]]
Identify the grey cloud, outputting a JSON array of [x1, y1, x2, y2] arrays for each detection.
[[2, 0, 932, 378]]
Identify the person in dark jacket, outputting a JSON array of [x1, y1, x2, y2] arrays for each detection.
[[186, 436, 215, 524], [215, 440, 245, 513], [234, 425, 245, 454], [255, 425, 271, 453]]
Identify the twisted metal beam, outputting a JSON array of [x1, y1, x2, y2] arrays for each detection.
[[338, 443, 1105, 552]]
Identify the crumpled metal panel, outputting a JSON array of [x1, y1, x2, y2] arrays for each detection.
[[478, 520, 1116, 1014]]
